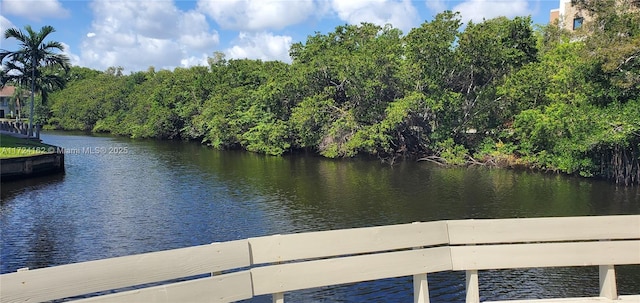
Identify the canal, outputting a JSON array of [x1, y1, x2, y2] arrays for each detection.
[[1, 131, 638, 302]]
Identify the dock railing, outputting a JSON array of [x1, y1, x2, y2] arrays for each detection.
[[1, 215, 639, 303]]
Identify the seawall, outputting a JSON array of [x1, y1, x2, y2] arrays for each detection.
[[1, 152, 65, 181]]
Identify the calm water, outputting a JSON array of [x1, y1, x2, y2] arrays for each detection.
[[1, 131, 639, 302]]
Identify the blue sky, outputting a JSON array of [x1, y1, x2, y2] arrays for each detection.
[[1, 0, 561, 73]]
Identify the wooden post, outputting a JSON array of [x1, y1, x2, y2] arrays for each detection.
[[466, 270, 480, 303], [599, 265, 617, 300], [413, 273, 429, 303], [412, 235, 430, 303], [272, 258, 285, 303]]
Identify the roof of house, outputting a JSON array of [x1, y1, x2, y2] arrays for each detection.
[[0, 86, 29, 98], [0, 86, 17, 97]]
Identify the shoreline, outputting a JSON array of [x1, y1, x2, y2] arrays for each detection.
[[0, 131, 65, 181]]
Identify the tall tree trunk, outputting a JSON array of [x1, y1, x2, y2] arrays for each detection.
[[29, 53, 35, 137]]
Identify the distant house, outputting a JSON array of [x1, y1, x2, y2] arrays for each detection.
[[549, 0, 591, 31], [550, 0, 638, 31], [0, 86, 26, 119]]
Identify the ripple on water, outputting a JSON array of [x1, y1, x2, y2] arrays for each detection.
[[2, 132, 639, 301]]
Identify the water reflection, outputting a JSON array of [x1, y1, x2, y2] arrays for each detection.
[[1, 131, 638, 302], [1, 173, 65, 203]]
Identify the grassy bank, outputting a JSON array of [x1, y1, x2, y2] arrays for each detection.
[[0, 134, 53, 159]]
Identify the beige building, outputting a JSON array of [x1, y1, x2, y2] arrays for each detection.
[[0, 86, 27, 119], [0, 86, 18, 118], [551, 0, 639, 30], [549, 0, 591, 31]]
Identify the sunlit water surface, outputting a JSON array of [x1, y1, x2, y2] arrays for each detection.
[[1, 131, 638, 302]]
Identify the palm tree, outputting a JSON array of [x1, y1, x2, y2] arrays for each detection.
[[0, 25, 70, 136], [2, 60, 67, 106]]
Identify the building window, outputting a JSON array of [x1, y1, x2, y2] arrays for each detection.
[[573, 17, 584, 30]]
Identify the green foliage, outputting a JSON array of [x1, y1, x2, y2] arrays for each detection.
[[503, 2, 640, 183], [513, 103, 593, 175], [436, 138, 468, 165], [318, 112, 359, 158], [288, 23, 410, 157], [241, 117, 290, 156], [290, 93, 337, 149], [41, 9, 640, 184], [579, 0, 640, 103], [474, 138, 522, 167], [404, 11, 461, 92]]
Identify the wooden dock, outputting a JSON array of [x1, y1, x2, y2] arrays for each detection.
[[1, 215, 639, 303]]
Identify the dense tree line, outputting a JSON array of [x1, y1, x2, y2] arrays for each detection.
[[45, 2, 639, 185]]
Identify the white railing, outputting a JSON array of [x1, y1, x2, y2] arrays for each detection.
[[1, 215, 639, 303]]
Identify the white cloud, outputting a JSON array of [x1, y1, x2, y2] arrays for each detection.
[[330, 0, 419, 33], [453, 0, 531, 23], [78, 1, 219, 72], [425, 0, 448, 14], [177, 11, 220, 51], [0, 15, 16, 35], [60, 42, 80, 66], [1, 0, 69, 21], [0, 16, 19, 50], [88, 1, 179, 39], [197, 0, 316, 31], [180, 54, 210, 68], [226, 32, 292, 63]]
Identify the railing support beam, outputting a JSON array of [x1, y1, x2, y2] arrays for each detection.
[[273, 292, 284, 303], [413, 273, 429, 303], [466, 270, 480, 303], [599, 264, 617, 300]]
